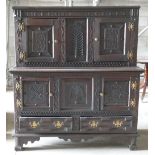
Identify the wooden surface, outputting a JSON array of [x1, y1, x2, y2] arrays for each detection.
[[11, 6, 142, 151], [10, 67, 144, 73]]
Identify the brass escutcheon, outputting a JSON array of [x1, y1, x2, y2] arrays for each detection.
[[89, 120, 99, 128], [113, 120, 123, 128], [53, 121, 64, 128], [29, 121, 40, 129]]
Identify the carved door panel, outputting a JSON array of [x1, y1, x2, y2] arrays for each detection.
[[65, 18, 87, 62], [58, 75, 94, 111], [100, 76, 130, 111], [16, 18, 60, 64], [19, 77, 54, 112], [93, 18, 129, 62]]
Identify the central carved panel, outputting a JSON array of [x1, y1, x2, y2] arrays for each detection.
[[104, 81, 129, 105], [66, 19, 86, 62], [65, 82, 86, 105], [100, 23, 125, 54], [60, 78, 92, 111], [28, 26, 53, 57], [23, 81, 49, 108]]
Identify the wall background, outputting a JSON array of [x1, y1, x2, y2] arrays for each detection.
[[6, 0, 148, 89]]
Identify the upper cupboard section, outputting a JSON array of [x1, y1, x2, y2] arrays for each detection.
[[13, 7, 139, 67]]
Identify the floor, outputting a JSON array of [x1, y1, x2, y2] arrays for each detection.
[[6, 90, 148, 155]]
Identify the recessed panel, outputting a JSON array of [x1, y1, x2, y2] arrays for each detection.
[[100, 23, 125, 55], [66, 18, 86, 62], [104, 81, 129, 105], [23, 81, 49, 108], [28, 26, 53, 57], [60, 78, 92, 111]]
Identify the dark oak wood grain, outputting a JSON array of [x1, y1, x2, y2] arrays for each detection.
[[11, 6, 142, 151]]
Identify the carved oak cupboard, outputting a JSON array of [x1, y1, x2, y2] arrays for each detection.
[[10, 6, 143, 151]]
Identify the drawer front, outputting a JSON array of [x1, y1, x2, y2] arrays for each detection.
[[80, 116, 133, 133], [19, 117, 72, 133]]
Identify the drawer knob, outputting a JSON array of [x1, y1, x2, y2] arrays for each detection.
[[99, 92, 104, 96], [113, 120, 123, 128], [54, 39, 58, 43], [29, 121, 40, 129], [53, 121, 64, 128], [94, 37, 98, 42], [49, 92, 53, 97], [89, 120, 99, 128]]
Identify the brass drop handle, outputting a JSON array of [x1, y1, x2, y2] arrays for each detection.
[[113, 120, 123, 128], [89, 120, 98, 128], [94, 37, 98, 42], [29, 121, 40, 129], [53, 121, 64, 128]]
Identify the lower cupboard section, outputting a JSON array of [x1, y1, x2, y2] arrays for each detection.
[[19, 116, 133, 133]]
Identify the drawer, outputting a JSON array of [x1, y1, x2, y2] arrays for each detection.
[[80, 116, 133, 133], [19, 117, 72, 133]]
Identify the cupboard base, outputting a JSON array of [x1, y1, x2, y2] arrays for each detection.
[[14, 133, 137, 151]]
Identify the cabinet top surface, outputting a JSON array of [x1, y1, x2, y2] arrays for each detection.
[[10, 67, 143, 73], [12, 6, 140, 10]]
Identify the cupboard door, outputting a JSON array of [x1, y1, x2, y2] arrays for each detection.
[[93, 18, 129, 62], [16, 18, 60, 64], [100, 76, 130, 111], [65, 18, 87, 62], [18, 77, 54, 112], [59, 75, 94, 111]]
